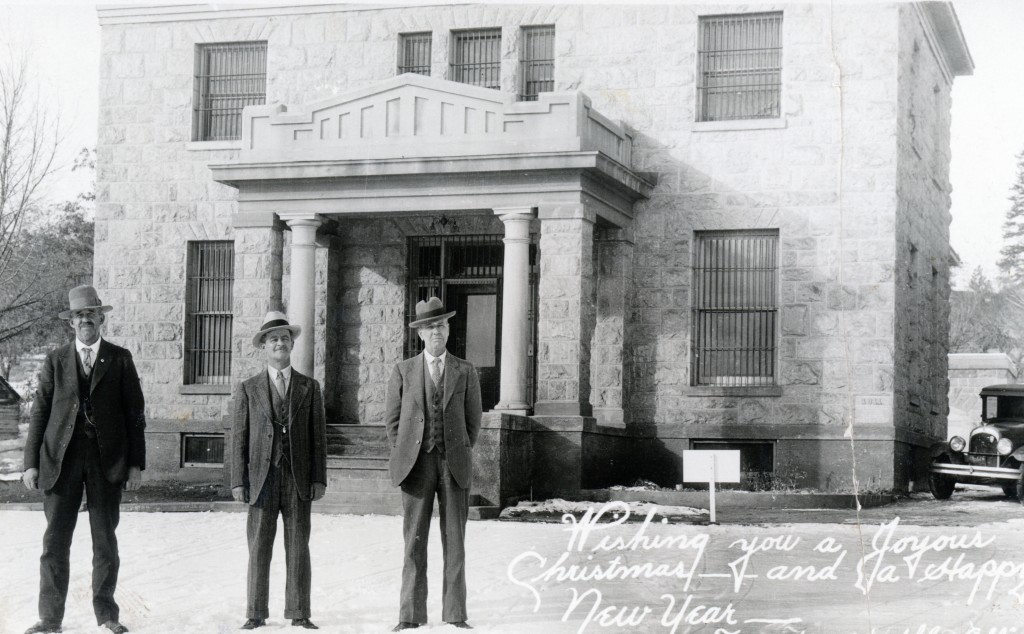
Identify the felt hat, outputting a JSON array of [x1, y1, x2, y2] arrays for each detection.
[[252, 311, 302, 347], [408, 296, 455, 329], [58, 285, 114, 320]]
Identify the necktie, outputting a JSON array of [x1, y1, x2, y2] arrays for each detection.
[[431, 358, 442, 387], [274, 370, 287, 399], [82, 348, 93, 375]]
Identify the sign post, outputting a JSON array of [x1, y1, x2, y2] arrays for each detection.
[[683, 450, 741, 524]]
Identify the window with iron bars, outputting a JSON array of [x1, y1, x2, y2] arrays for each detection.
[[398, 32, 432, 76], [519, 25, 554, 101], [450, 28, 501, 90], [193, 41, 267, 141], [691, 230, 778, 386], [184, 241, 234, 385], [697, 12, 782, 122], [181, 433, 225, 467]]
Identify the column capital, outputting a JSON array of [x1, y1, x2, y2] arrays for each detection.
[[493, 206, 536, 217], [278, 213, 325, 230]]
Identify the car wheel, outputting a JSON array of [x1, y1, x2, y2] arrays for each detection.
[[929, 457, 956, 500], [1016, 465, 1024, 506], [1002, 482, 1018, 498]]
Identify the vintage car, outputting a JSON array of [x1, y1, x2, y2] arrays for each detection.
[[930, 384, 1024, 503]]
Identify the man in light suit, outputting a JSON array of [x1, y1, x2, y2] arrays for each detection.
[[22, 285, 146, 634], [231, 311, 327, 630], [386, 297, 482, 631]]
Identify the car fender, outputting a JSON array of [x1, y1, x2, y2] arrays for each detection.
[[929, 441, 952, 458], [1011, 447, 1024, 463]]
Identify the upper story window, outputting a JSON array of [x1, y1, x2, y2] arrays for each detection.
[[193, 41, 267, 142], [450, 28, 501, 90], [697, 12, 782, 122], [184, 241, 234, 386], [398, 32, 432, 76], [691, 230, 778, 387], [518, 25, 554, 101]]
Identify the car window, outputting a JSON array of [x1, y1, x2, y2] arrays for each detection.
[[1000, 396, 1024, 419]]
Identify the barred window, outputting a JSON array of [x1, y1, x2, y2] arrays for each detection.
[[519, 25, 554, 101], [184, 241, 234, 385], [398, 32, 432, 76], [182, 433, 225, 467], [697, 13, 782, 122], [193, 41, 267, 141], [692, 231, 778, 386], [450, 28, 501, 90]]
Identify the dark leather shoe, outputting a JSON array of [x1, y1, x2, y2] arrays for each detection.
[[391, 623, 420, 632], [291, 619, 318, 629], [241, 619, 266, 630], [24, 623, 61, 634], [447, 623, 472, 630], [101, 622, 129, 634]]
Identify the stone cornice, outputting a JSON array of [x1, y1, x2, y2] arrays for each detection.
[[96, 2, 443, 25], [913, 2, 974, 82]]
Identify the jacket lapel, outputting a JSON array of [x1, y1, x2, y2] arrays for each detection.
[[411, 354, 426, 414], [289, 371, 309, 422], [89, 339, 113, 394], [252, 373, 273, 423], [63, 344, 79, 399], [444, 355, 462, 408]]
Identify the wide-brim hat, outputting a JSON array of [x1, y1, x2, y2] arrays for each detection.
[[252, 311, 302, 347], [409, 296, 456, 329], [58, 285, 114, 320]]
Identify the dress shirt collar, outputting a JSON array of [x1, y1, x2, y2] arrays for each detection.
[[268, 365, 292, 385], [423, 348, 447, 369], [75, 337, 102, 358]]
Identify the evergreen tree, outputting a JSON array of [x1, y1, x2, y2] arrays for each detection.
[[998, 149, 1024, 283]]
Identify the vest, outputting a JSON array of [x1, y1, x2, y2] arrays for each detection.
[[422, 356, 445, 453], [269, 371, 292, 467], [74, 348, 96, 439]]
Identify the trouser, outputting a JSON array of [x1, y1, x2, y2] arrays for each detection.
[[39, 433, 123, 625], [399, 450, 469, 624], [246, 465, 312, 620]]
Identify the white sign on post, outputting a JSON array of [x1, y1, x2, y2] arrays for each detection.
[[682, 450, 741, 524]]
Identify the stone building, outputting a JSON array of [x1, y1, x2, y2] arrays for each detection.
[[94, 2, 972, 508]]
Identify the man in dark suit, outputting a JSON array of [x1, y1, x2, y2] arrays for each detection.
[[231, 311, 327, 630], [22, 285, 146, 634], [386, 297, 482, 631]]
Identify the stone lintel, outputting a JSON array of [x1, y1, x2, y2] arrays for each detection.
[[232, 211, 284, 230], [537, 202, 596, 223]]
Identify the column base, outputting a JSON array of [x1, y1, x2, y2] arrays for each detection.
[[493, 399, 531, 413], [593, 407, 626, 429], [533, 400, 593, 417]]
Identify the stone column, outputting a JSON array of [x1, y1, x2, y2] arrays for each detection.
[[494, 208, 535, 412], [591, 229, 634, 428], [534, 202, 596, 417], [280, 214, 323, 377], [231, 212, 284, 385]]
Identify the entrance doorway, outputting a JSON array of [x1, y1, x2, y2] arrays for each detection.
[[406, 234, 536, 410]]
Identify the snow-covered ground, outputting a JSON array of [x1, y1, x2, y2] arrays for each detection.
[[3, 504, 1024, 634]]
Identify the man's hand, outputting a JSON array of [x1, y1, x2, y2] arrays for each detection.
[[311, 482, 326, 501], [232, 486, 249, 503], [124, 466, 142, 492], [22, 467, 39, 491]]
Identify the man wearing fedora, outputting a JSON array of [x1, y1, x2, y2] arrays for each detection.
[[386, 296, 482, 631], [22, 285, 146, 634], [231, 311, 327, 630]]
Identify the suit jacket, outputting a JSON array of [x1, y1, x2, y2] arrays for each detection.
[[385, 352, 482, 489], [231, 369, 327, 504], [24, 339, 147, 492]]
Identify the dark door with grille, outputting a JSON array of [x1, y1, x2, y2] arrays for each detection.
[[407, 234, 536, 411]]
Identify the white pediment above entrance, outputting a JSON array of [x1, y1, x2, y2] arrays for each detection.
[[240, 73, 633, 168]]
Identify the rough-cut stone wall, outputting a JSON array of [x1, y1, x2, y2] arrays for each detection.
[[894, 4, 955, 443]]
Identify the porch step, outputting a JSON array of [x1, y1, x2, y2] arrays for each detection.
[[322, 426, 402, 515], [326, 424, 390, 457], [320, 489, 403, 515]]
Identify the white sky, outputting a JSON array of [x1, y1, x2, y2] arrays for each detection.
[[0, 0, 1020, 289]]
